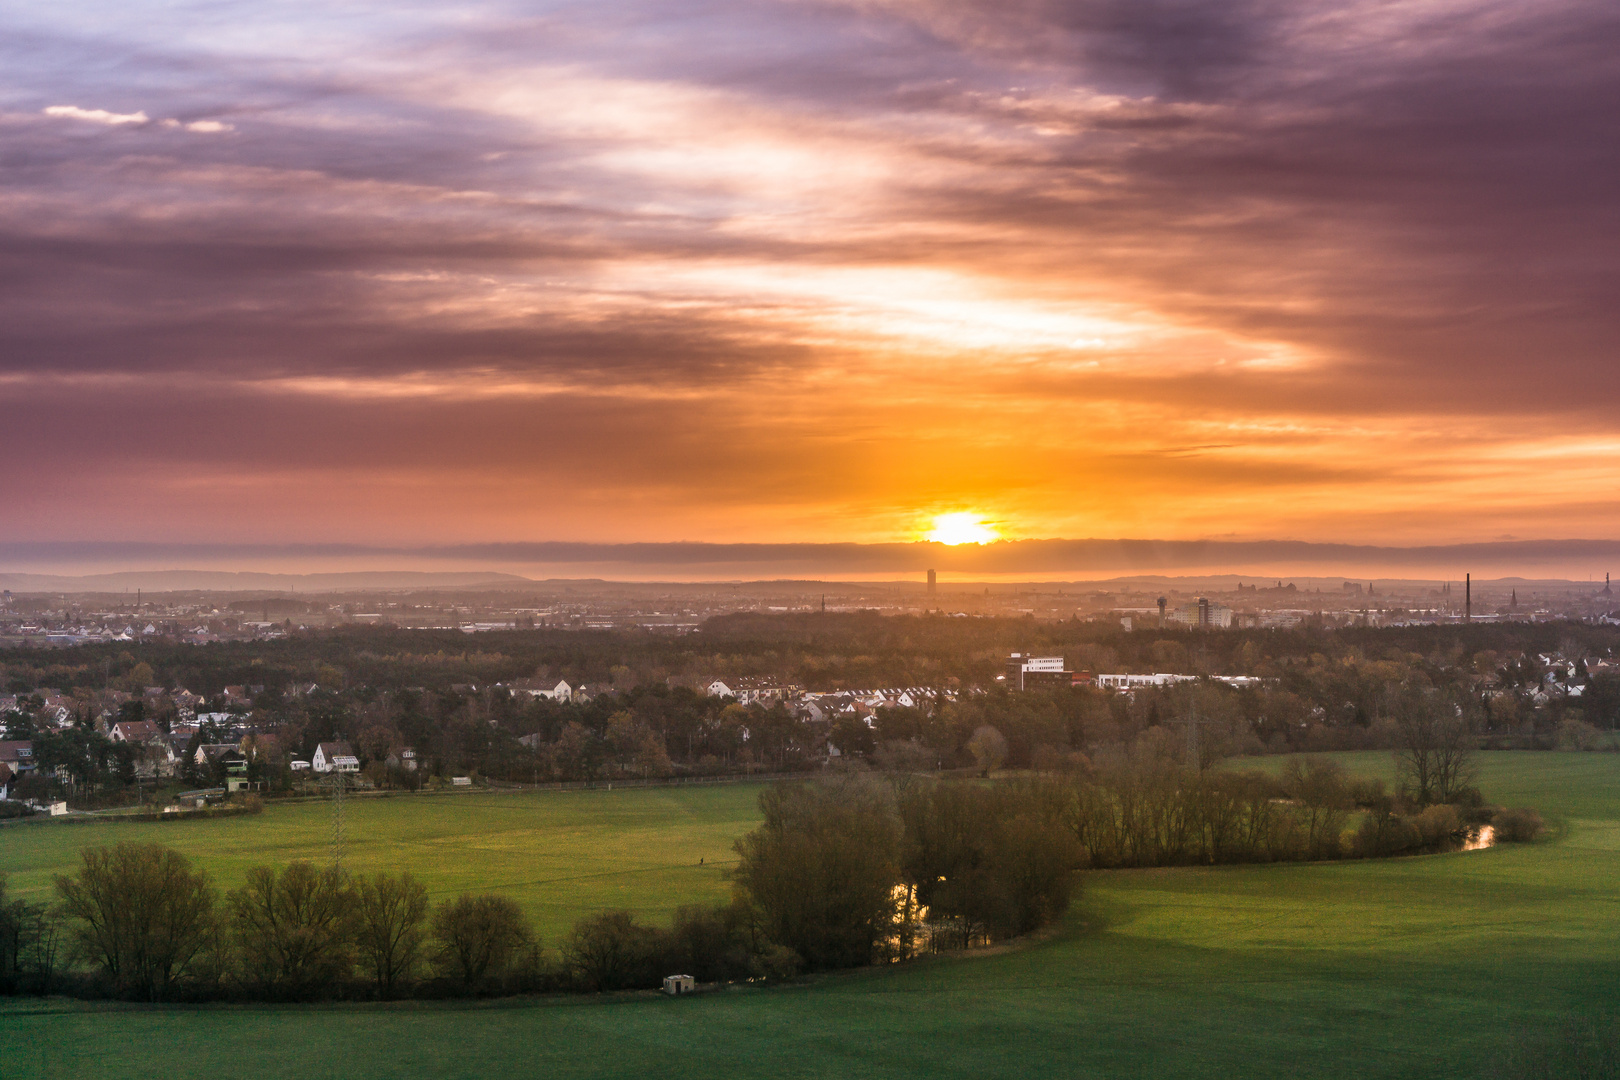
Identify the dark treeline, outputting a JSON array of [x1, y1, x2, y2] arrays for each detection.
[[5, 616, 1618, 804], [8, 614, 1620, 701]]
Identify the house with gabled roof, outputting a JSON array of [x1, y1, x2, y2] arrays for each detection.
[[312, 741, 360, 773], [111, 720, 164, 744]]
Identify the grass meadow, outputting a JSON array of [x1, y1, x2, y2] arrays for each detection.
[[4, 751, 1619, 1079], [0, 784, 759, 941]]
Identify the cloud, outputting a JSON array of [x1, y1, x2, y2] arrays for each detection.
[[4, 0, 1620, 552], [43, 104, 149, 125], [159, 118, 235, 133]]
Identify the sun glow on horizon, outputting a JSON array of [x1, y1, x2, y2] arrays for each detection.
[[925, 512, 1001, 545]]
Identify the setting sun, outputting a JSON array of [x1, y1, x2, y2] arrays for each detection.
[[925, 512, 1001, 545]]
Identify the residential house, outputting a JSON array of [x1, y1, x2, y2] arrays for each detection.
[[0, 761, 12, 799], [384, 747, 419, 771], [507, 678, 573, 702], [195, 743, 244, 769], [312, 741, 360, 773], [110, 720, 164, 744], [0, 741, 36, 776]]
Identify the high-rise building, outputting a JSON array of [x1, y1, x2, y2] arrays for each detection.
[[927, 569, 937, 595], [1167, 600, 1233, 628]]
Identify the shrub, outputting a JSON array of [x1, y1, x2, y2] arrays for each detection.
[[1353, 811, 1421, 858], [1494, 807, 1546, 843], [1557, 718, 1605, 752], [1414, 804, 1463, 848]]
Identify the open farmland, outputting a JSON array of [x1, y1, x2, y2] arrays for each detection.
[[5, 752, 1620, 1079], [0, 784, 760, 941]]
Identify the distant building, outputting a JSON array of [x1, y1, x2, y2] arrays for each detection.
[[1096, 673, 1199, 692], [927, 569, 937, 595], [508, 678, 573, 702], [110, 720, 163, 744], [0, 741, 36, 775], [1167, 599, 1233, 628], [312, 741, 360, 773], [1005, 654, 1085, 690]]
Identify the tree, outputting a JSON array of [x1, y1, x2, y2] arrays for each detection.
[[1392, 687, 1478, 804], [732, 776, 902, 969], [563, 910, 657, 991], [0, 873, 62, 994], [228, 862, 356, 997], [830, 715, 875, 757], [54, 842, 217, 1000], [900, 779, 1080, 945], [967, 725, 1007, 776], [355, 872, 429, 995], [431, 894, 532, 987]]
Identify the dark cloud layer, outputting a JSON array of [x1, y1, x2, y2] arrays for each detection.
[[2, 0, 1618, 558]]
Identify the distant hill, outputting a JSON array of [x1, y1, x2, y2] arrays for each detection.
[[0, 570, 532, 593]]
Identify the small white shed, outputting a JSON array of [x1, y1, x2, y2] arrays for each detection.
[[662, 974, 695, 996]]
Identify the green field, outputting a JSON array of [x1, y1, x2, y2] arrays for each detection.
[[4, 752, 1619, 1079], [0, 784, 759, 941]]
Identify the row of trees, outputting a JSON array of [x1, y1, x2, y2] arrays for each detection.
[[26, 773, 1087, 1000], [1069, 749, 1493, 867], [46, 844, 584, 1001]]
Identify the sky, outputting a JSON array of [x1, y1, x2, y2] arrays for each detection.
[[3, 0, 1618, 577]]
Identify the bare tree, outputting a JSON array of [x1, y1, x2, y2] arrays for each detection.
[[228, 862, 356, 996], [432, 894, 532, 987], [563, 910, 655, 991], [354, 872, 430, 995], [0, 872, 62, 993], [1393, 687, 1479, 804], [54, 842, 217, 1000]]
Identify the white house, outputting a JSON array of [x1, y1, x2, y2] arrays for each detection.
[[509, 679, 573, 702], [705, 680, 734, 699], [312, 742, 360, 773]]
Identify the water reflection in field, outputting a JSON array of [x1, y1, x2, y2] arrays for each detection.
[[1460, 825, 1496, 851]]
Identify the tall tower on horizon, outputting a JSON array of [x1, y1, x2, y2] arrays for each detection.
[[1465, 573, 1471, 621], [927, 569, 937, 595]]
